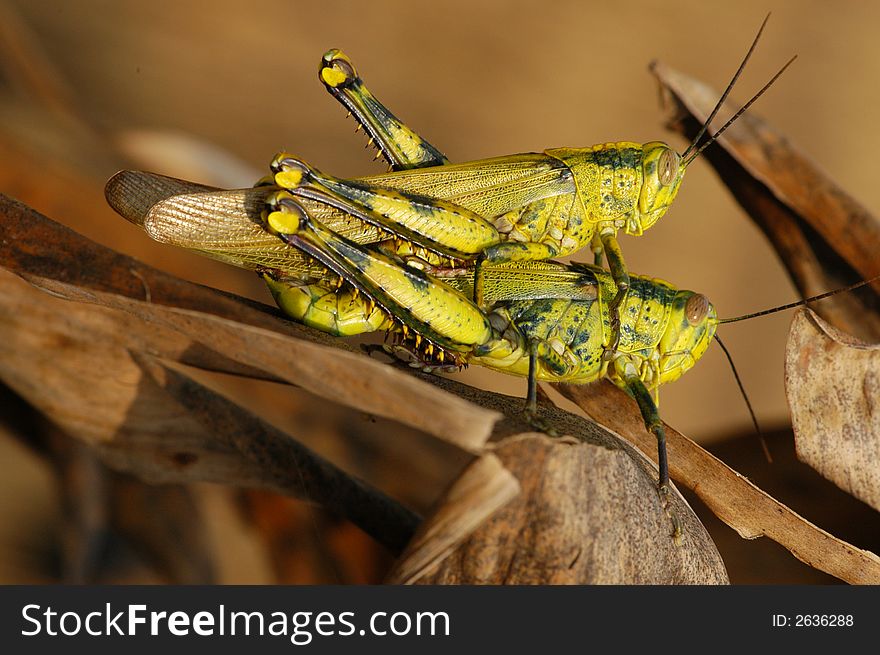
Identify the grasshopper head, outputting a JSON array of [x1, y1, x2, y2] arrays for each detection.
[[632, 142, 686, 236], [656, 290, 717, 386]]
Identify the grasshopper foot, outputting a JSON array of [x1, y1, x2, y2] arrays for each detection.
[[657, 482, 683, 544], [361, 342, 461, 374], [522, 405, 559, 438], [602, 317, 622, 361]]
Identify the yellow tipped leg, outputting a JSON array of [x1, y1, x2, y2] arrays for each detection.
[[264, 190, 304, 235], [270, 153, 310, 190], [320, 49, 358, 89], [268, 151, 499, 261], [318, 49, 448, 170]]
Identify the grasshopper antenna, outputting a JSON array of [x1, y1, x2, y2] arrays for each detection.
[[719, 274, 880, 324], [714, 334, 771, 463], [681, 13, 772, 161], [683, 53, 797, 166], [716, 273, 880, 459]]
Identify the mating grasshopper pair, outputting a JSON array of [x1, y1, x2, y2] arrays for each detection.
[[107, 17, 792, 500]]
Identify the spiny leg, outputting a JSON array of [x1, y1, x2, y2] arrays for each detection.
[[270, 154, 499, 261], [261, 269, 460, 374], [599, 229, 630, 360], [319, 49, 449, 170], [263, 190, 491, 357]]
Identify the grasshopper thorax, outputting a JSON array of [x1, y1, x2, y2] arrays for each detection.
[[635, 141, 685, 236], [656, 290, 717, 386]]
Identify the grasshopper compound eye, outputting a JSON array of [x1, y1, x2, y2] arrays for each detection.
[[685, 293, 710, 326], [658, 148, 681, 186]]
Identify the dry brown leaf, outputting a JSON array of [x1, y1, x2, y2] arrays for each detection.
[[1, 193, 733, 581], [652, 61, 880, 341], [559, 381, 880, 584], [391, 432, 728, 585], [1, 193, 501, 452], [0, 264, 417, 553], [381, 382, 728, 583], [387, 452, 520, 584], [135, 353, 421, 554], [0, 194, 437, 553], [785, 309, 880, 512]]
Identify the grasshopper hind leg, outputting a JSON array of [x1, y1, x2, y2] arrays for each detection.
[[263, 190, 492, 358], [319, 49, 449, 171]]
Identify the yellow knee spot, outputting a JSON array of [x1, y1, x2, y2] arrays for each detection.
[[320, 66, 348, 88], [266, 209, 300, 235], [274, 168, 304, 189]]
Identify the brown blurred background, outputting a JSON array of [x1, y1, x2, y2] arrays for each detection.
[[0, 0, 878, 583]]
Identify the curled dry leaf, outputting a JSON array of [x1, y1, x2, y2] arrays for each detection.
[[389, 375, 728, 583], [0, 194, 434, 554], [390, 432, 728, 585], [785, 309, 880, 513], [0, 193, 730, 581], [133, 353, 421, 555], [651, 62, 880, 341], [652, 61, 880, 572], [558, 380, 880, 584], [387, 453, 521, 584], [1, 191, 501, 451]]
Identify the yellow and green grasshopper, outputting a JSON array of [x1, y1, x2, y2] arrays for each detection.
[[103, 15, 795, 498], [107, 170, 718, 498], [259, 15, 792, 356], [106, 169, 876, 500]]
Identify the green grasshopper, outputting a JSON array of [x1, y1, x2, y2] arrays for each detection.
[[107, 171, 717, 499], [260, 15, 793, 357], [106, 170, 877, 503]]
